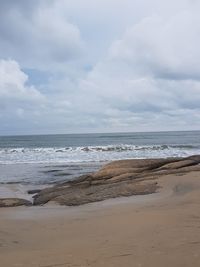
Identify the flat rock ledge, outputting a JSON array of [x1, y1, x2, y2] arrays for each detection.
[[33, 155, 200, 206], [0, 198, 32, 208]]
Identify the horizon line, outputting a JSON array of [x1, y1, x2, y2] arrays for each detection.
[[0, 129, 200, 138]]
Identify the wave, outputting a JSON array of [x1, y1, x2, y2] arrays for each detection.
[[0, 144, 199, 164], [0, 144, 198, 153], [78, 144, 198, 152]]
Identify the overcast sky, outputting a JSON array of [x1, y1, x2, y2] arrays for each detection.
[[0, 0, 200, 135]]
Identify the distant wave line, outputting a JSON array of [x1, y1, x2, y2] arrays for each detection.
[[0, 144, 199, 154]]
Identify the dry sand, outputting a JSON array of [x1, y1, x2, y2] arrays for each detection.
[[1, 171, 200, 267]]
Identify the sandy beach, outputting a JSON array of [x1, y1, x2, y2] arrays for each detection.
[[1, 170, 200, 267], [1, 0, 200, 265]]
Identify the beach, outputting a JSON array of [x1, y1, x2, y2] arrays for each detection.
[[1, 166, 200, 266], [0, 132, 200, 266], [1, 0, 200, 265]]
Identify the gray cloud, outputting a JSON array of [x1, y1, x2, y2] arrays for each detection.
[[0, 0, 83, 71], [0, 0, 200, 134]]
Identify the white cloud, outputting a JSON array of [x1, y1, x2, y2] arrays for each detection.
[[0, 59, 43, 101], [110, 9, 200, 79], [74, 3, 200, 131]]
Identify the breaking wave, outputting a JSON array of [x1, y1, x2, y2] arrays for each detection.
[[0, 144, 199, 164]]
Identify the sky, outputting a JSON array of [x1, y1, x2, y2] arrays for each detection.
[[0, 0, 200, 135]]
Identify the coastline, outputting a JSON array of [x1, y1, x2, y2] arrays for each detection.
[[0, 158, 200, 267], [1, 169, 200, 266], [1, 155, 200, 207]]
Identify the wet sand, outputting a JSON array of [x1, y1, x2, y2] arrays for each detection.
[[1, 171, 200, 266]]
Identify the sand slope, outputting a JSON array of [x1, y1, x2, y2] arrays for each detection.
[[1, 170, 200, 266]]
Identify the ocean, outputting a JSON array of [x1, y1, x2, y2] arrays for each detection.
[[0, 131, 200, 185]]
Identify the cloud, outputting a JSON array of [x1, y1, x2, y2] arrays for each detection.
[[0, 1, 83, 70], [0, 59, 43, 101], [0, 0, 200, 134], [110, 9, 200, 80], [0, 59, 46, 134], [0, 59, 87, 134], [74, 3, 200, 131]]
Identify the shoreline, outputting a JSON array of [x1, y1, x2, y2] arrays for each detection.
[[0, 161, 104, 188], [1, 169, 200, 266], [1, 155, 200, 207]]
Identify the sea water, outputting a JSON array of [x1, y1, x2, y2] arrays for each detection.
[[0, 131, 199, 184]]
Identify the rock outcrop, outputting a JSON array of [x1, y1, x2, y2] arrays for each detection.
[[0, 198, 32, 207], [33, 155, 200, 206]]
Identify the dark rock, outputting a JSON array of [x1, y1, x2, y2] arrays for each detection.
[[27, 189, 41, 195], [0, 198, 32, 208]]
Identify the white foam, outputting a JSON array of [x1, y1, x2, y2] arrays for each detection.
[[0, 144, 199, 164]]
